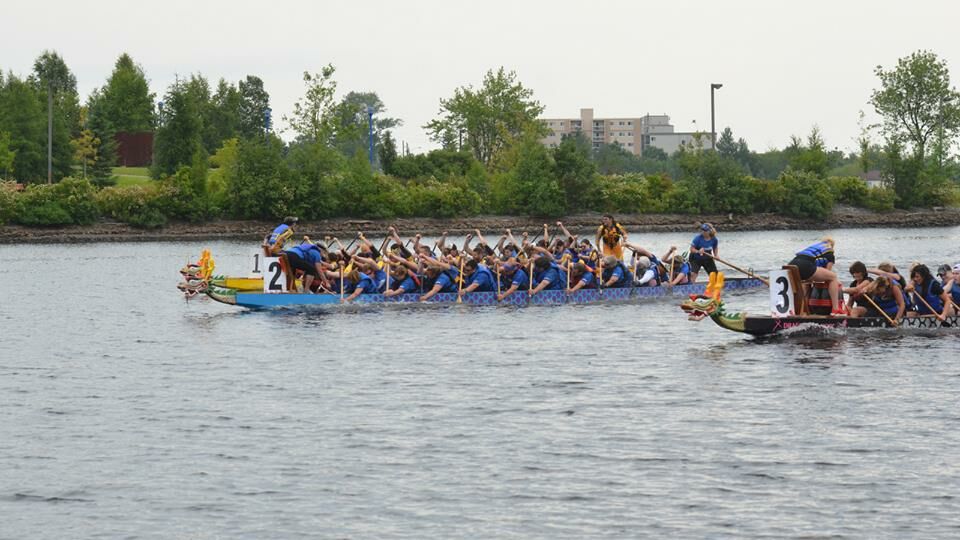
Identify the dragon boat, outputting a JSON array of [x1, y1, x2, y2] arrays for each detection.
[[177, 250, 765, 309], [679, 266, 958, 336]]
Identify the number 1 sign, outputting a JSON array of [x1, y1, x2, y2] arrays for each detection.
[[769, 269, 794, 317], [263, 257, 287, 293]]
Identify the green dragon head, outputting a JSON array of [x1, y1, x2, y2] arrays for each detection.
[[680, 294, 724, 321]]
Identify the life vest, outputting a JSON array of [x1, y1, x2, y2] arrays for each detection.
[[601, 261, 633, 288], [796, 241, 832, 259], [598, 223, 626, 245], [268, 223, 293, 253], [914, 280, 944, 314], [870, 291, 899, 316], [949, 282, 960, 305], [469, 265, 496, 292]]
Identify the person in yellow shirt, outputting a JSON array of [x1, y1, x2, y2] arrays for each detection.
[[595, 214, 627, 260]]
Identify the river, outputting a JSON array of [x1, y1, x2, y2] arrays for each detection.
[[2, 226, 959, 538]]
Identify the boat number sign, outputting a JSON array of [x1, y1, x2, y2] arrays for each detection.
[[769, 269, 795, 317], [263, 257, 288, 293]]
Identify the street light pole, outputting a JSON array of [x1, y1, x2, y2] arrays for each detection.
[[710, 83, 723, 151]]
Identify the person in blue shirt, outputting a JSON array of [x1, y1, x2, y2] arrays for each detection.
[[342, 263, 383, 302], [496, 259, 529, 301], [905, 264, 953, 321], [383, 262, 420, 297], [264, 216, 298, 255], [937, 264, 960, 308], [419, 259, 460, 302], [461, 259, 496, 293], [529, 256, 567, 295], [600, 255, 633, 288], [283, 241, 323, 292], [787, 237, 844, 315], [688, 223, 719, 283]]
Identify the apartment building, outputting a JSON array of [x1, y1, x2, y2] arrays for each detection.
[[540, 108, 712, 157]]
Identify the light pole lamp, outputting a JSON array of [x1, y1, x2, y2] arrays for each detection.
[[710, 83, 723, 150]]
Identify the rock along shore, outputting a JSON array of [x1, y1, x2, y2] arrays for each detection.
[[1, 206, 958, 245]]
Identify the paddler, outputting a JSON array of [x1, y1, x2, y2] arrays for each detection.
[[849, 276, 905, 322], [461, 259, 496, 293], [496, 259, 530, 302], [418, 257, 460, 302], [937, 264, 960, 307], [528, 256, 567, 296], [283, 240, 324, 293], [843, 261, 873, 313], [596, 214, 627, 260], [688, 223, 718, 283], [600, 255, 633, 288], [905, 264, 954, 321], [264, 216, 298, 255], [787, 237, 844, 316]]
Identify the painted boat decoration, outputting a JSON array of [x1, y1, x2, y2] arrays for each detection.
[[202, 277, 765, 309]]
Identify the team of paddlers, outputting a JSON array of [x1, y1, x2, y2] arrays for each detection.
[[261, 215, 960, 320]]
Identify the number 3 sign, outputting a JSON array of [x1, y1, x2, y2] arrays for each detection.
[[263, 257, 287, 293], [769, 269, 794, 317]]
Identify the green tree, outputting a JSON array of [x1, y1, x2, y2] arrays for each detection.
[[871, 50, 960, 162], [331, 91, 401, 165], [238, 75, 270, 138], [85, 89, 118, 185], [209, 78, 241, 148], [379, 130, 398, 175], [552, 132, 596, 210], [152, 80, 202, 178], [227, 135, 292, 218], [425, 67, 545, 166], [0, 131, 16, 178], [0, 74, 46, 182], [98, 53, 156, 132], [31, 50, 81, 137], [492, 135, 564, 216], [715, 127, 737, 158], [284, 65, 339, 144], [786, 127, 829, 177]]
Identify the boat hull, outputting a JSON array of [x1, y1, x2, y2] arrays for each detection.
[[208, 278, 764, 309], [718, 314, 959, 336]]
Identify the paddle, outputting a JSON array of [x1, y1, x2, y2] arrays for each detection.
[[860, 293, 898, 327], [668, 253, 675, 289], [496, 262, 502, 299], [910, 287, 946, 322], [705, 253, 770, 286], [456, 257, 465, 304]]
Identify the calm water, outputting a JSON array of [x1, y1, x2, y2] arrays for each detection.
[[2, 227, 959, 539]]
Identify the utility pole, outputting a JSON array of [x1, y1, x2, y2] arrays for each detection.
[[47, 81, 53, 184], [710, 83, 723, 151]]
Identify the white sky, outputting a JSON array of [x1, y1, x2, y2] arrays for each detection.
[[4, 0, 959, 154]]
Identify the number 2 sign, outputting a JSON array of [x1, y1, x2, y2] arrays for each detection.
[[263, 257, 287, 293], [769, 269, 794, 317]]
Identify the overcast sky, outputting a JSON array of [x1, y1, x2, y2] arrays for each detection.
[[4, 0, 959, 154]]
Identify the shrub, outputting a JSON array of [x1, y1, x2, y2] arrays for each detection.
[[96, 185, 168, 229], [15, 178, 99, 226], [0, 182, 17, 224], [745, 176, 786, 213], [778, 168, 834, 219], [864, 186, 896, 213], [828, 176, 869, 206], [592, 175, 646, 213]]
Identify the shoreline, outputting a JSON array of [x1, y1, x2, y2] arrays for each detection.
[[1, 207, 958, 244]]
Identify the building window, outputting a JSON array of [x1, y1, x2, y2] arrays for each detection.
[[627, 142, 633, 146], [628, 121, 632, 126], [651, 136, 656, 141]]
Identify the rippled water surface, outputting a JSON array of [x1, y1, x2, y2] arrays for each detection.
[[2, 227, 960, 539]]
